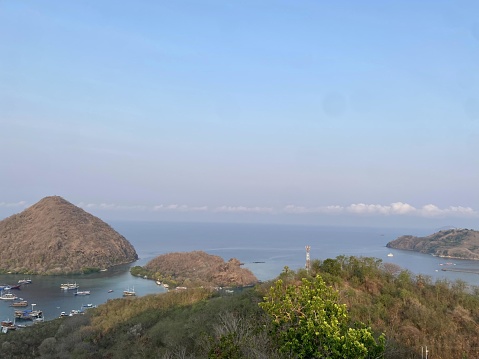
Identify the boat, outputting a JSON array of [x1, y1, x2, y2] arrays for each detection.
[[108, 289, 113, 293], [74, 290, 91, 296], [60, 283, 79, 290], [69, 310, 82, 316], [123, 287, 136, 297], [1, 320, 16, 333], [8, 284, 21, 290], [81, 303, 96, 309], [14, 309, 43, 321], [387, 253, 394, 257], [18, 279, 32, 284], [0, 291, 18, 301], [10, 300, 28, 307]]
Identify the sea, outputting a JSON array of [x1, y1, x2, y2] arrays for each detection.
[[2, 221, 479, 323]]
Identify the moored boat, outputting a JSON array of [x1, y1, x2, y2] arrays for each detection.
[[18, 279, 32, 284], [60, 283, 79, 290], [10, 300, 28, 307], [123, 287, 136, 296], [0, 291, 18, 301], [74, 290, 91, 296], [1, 320, 16, 333], [14, 309, 43, 321]]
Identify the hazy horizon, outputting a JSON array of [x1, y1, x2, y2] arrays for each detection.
[[2, 1, 478, 229]]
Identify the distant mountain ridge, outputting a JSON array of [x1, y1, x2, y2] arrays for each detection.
[[386, 228, 479, 260], [0, 196, 138, 275]]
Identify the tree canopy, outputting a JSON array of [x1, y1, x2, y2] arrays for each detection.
[[259, 275, 385, 359]]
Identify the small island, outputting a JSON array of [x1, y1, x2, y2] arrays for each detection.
[[131, 250, 258, 289], [386, 228, 479, 260]]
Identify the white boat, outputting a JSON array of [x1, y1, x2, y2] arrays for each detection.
[[18, 279, 32, 284], [387, 253, 394, 257], [74, 291, 91, 296], [123, 287, 136, 297], [0, 291, 18, 301], [60, 283, 79, 290]]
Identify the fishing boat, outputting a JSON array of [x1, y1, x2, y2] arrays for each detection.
[[0, 291, 18, 301], [123, 287, 136, 297], [60, 283, 79, 290], [14, 309, 43, 321], [1, 320, 16, 333], [10, 300, 28, 307]]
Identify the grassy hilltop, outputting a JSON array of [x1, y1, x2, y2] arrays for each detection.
[[2, 256, 479, 358]]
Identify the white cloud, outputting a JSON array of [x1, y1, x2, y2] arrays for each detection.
[[283, 205, 344, 214], [77, 202, 147, 211], [0, 201, 27, 208], [390, 202, 416, 214], [153, 204, 208, 212], [419, 204, 476, 217], [214, 206, 274, 214]]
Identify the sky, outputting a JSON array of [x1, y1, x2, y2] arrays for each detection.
[[1, 0, 479, 229]]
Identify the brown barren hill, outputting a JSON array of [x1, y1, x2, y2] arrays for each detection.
[[144, 251, 258, 288], [0, 196, 138, 275]]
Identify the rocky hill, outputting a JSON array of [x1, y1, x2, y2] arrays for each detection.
[[0, 196, 138, 274], [144, 251, 258, 288], [386, 228, 479, 260]]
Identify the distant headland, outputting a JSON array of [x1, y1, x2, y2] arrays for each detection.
[[386, 228, 479, 260]]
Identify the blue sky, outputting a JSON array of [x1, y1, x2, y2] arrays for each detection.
[[1, 0, 479, 228]]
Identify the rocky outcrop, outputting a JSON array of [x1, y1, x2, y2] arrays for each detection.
[[144, 251, 258, 288], [386, 229, 479, 260], [0, 196, 138, 274]]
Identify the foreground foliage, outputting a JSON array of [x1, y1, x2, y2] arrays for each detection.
[[260, 276, 385, 358]]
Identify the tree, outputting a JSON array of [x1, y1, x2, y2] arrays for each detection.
[[259, 275, 385, 359]]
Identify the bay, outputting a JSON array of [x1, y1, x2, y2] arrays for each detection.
[[2, 221, 479, 323]]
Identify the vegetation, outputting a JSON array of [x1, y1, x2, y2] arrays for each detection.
[[2, 255, 479, 358], [259, 275, 385, 358]]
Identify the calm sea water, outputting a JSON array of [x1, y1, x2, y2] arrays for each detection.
[[2, 221, 479, 323]]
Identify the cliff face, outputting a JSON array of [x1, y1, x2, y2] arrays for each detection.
[[0, 196, 138, 274], [386, 229, 479, 260], [144, 251, 258, 287]]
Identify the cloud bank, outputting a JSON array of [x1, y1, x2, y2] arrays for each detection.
[[2, 200, 477, 222], [69, 201, 479, 218]]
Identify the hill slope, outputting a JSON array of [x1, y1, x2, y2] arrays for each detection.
[[144, 251, 258, 287], [386, 228, 479, 259], [0, 196, 138, 274]]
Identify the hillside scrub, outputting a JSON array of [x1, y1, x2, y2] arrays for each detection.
[[2, 256, 479, 358]]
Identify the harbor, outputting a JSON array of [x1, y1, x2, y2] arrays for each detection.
[[0, 259, 167, 326]]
